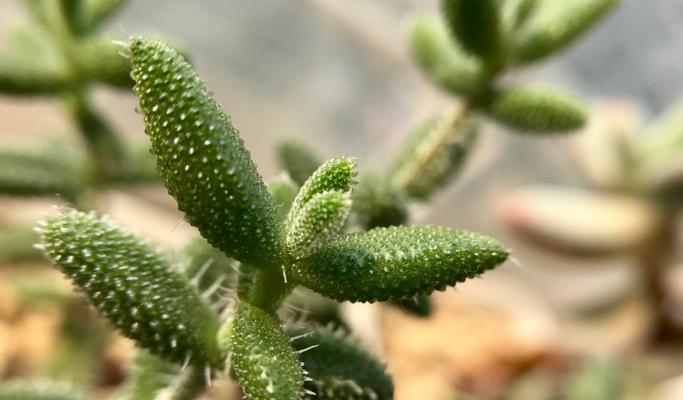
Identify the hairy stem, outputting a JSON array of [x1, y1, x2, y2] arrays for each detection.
[[392, 103, 473, 192]]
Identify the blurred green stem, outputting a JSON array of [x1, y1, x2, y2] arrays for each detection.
[[167, 366, 208, 400]]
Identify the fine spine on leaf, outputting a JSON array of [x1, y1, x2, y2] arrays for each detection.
[[409, 17, 481, 97], [130, 37, 281, 266], [38, 209, 223, 368], [288, 326, 394, 400], [440, 0, 504, 65], [291, 225, 508, 302], [277, 139, 323, 187], [230, 303, 304, 400], [513, 0, 620, 64], [483, 87, 587, 133]]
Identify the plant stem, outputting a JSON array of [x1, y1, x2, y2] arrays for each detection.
[[166, 365, 208, 400], [638, 221, 682, 344], [247, 266, 291, 313], [392, 103, 473, 192]]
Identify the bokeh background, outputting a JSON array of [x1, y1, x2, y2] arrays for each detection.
[[1, 0, 683, 399]]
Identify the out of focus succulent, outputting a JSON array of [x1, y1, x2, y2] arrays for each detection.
[[0, 0, 164, 263], [275, 0, 617, 321], [500, 100, 683, 342]]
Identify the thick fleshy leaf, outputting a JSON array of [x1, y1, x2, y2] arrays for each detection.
[[390, 107, 479, 199], [440, 0, 504, 63], [0, 379, 84, 400], [288, 326, 394, 400], [0, 147, 84, 201], [291, 226, 507, 302], [501, 185, 662, 256], [408, 17, 481, 96], [0, 55, 69, 95], [229, 303, 304, 400], [38, 209, 223, 368], [513, 0, 620, 64], [277, 139, 323, 187], [352, 172, 408, 229], [130, 37, 281, 266], [483, 87, 587, 133], [502, 0, 539, 32], [287, 157, 356, 228], [286, 190, 351, 259], [71, 38, 133, 88]]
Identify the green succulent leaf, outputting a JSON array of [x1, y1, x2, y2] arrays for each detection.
[[0, 55, 69, 95], [408, 17, 482, 97], [291, 225, 508, 302], [286, 190, 352, 259], [502, 0, 539, 32], [390, 107, 479, 199], [130, 36, 281, 266], [38, 209, 223, 368], [277, 139, 323, 187], [352, 172, 408, 229], [71, 38, 133, 88], [288, 325, 393, 400], [84, 0, 129, 29], [440, 0, 504, 65], [513, 0, 620, 64], [268, 174, 299, 222], [229, 303, 304, 400], [0, 379, 84, 400], [483, 87, 587, 133], [0, 148, 84, 201], [287, 157, 356, 228]]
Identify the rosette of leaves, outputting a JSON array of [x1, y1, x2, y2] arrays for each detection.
[[275, 0, 616, 319], [38, 37, 509, 399], [0, 0, 162, 262], [500, 100, 683, 342]]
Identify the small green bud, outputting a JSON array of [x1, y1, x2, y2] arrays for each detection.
[[230, 303, 304, 400], [440, 0, 504, 64], [408, 17, 481, 96], [288, 326, 394, 400], [513, 0, 620, 64], [390, 107, 479, 199], [483, 87, 587, 133], [39, 209, 223, 368], [277, 139, 323, 187], [291, 226, 508, 302], [286, 190, 351, 259], [0, 379, 84, 400], [130, 36, 281, 266], [287, 157, 356, 229]]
